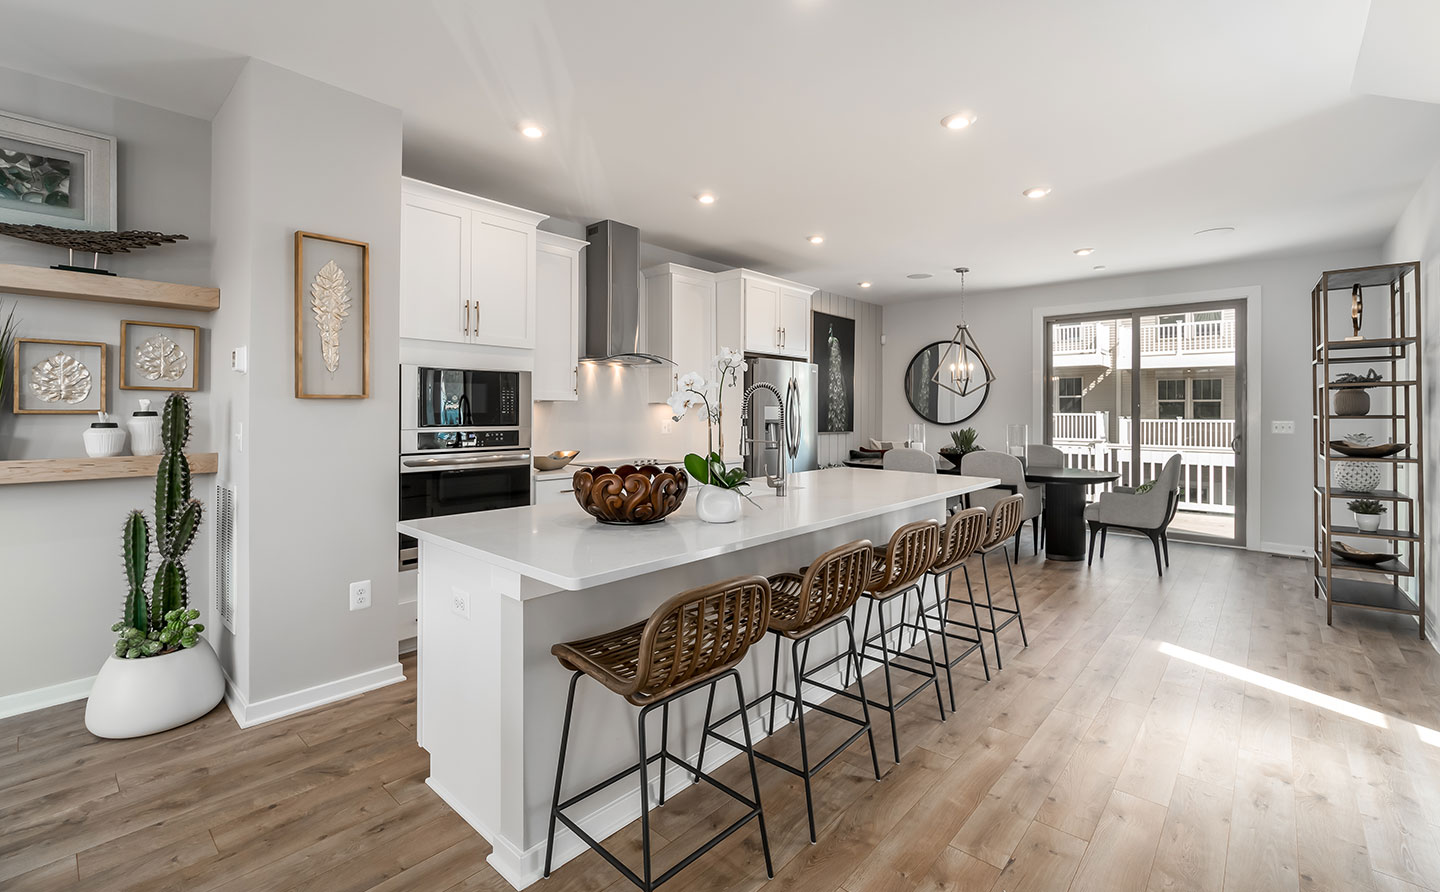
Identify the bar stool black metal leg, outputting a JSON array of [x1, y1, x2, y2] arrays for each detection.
[[929, 572, 956, 711], [544, 670, 582, 878], [980, 553, 1003, 670], [730, 671, 774, 878], [636, 703, 654, 889], [959, 565, 990, 681], [695, 682, 716, 780], [791, 633, 817, 843], [874, 599, 902, 763], [844, 615, 883, 781], [767, 635, 783, 735], [1004, 548, 1028, 646], [915, 586, 946, 721], [658, 702, 670, 806]]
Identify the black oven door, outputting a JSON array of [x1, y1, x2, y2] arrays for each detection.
[[398, 461, 531, 568], [416, 367, 520, 428]]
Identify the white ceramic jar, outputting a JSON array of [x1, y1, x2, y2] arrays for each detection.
[[82, 414, 128, 458], [128, 399, 163, 456], [696, 485, 742, 523]]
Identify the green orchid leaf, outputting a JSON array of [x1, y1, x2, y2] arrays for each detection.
[[684, 453, 711, 484]]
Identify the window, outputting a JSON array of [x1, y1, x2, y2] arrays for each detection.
[[1192, 378, 1223, 419], [1157, 379, 1186, 418], [1057, 377, 1083, 413]]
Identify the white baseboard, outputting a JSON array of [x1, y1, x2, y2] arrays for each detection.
[[1257, 541, 1310, 558], [0, 674, 95, 720], [223, 662, 407, 728]]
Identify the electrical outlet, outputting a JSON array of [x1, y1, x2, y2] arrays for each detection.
[[450, 587, 471, 619], [349, 579, 371, 611], [661, 419, 673, 435], [1271, 420, 1295, 435]]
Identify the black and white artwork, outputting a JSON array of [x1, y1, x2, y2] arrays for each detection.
[[813, 311, 855, 433], [0, 112, 116, 230]]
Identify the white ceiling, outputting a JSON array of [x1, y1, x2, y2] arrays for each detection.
[[5, 0, 1440, 303]]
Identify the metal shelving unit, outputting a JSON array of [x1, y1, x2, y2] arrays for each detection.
[[1312, 262, 1425, 636]]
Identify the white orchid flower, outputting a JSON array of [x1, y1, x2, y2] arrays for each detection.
[[677, 371, 706, 392], [666, 391, 689, 420]]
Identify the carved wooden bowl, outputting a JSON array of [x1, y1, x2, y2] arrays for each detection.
[[572, 464, 689, 525]]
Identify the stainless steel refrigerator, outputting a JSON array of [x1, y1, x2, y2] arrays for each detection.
[[743, 356, 818, 480]]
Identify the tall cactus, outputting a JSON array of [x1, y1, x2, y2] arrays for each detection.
[[116, 393, 204, 654]]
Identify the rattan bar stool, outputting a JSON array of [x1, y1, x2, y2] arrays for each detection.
[[850, 519, 945, 763], [914, 507, 992, 710], [942, 494, 1029, 669], [697, 540, 883, 844], [543, 576, 775, 891]]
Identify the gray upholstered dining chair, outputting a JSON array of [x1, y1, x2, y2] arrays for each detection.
[[882, 447, 937, 474], [1027, 444, 1065, 469], [1083, 453, 1182, 576], [959, 450, 1043, 559]]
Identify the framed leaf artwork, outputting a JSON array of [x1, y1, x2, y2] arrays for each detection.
[[294, 230, 369, 399], [0, 111, 117, 230], [13, 338, 106, 414], [120, 320, 200, 391]]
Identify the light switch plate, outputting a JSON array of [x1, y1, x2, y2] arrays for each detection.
[[231, 345, 248, 373], [1271, 420, 1295, 434]]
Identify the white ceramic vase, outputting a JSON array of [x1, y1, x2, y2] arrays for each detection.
[[1333, 461, 1382, 493], [1353, 513, 1383, 532], [82, 422, 127, 458], [696, 485, 742, 524], [85, 638, 226, 739], [128, 399, 163, 456]]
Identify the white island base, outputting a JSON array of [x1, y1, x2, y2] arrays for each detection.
[[399, 468, 998, 889]]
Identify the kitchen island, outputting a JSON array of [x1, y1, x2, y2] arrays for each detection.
[[398, 467, 998, 889]]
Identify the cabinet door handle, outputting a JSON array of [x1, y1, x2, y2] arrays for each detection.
[[573, 366, 578, 395], [464, 300, 470, 336], [472, 302, 479, 336]]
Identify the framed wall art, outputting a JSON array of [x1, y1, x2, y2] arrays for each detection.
[[813, 310, 855, 433], [294, 230, 369, 399], [0, 112, 117, 231], [13, 338, 107, 414], [120, 320, 200, 392]]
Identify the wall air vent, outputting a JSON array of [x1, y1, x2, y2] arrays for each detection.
[[215, 484, 235, 631]]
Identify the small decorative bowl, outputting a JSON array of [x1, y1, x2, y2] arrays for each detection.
[[573, 464, 689, 525], [534, 450, 581, 471], [1330, 542, 1398, 565], [1329, 440, 1407, 458]]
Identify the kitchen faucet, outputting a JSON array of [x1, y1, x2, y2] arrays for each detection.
[[740, 381, 787, 497]]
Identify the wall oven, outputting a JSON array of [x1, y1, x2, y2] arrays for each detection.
[[398, 365, 532, 569]]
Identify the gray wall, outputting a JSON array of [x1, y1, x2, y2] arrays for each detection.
[[882, 246, 1381, 555], [0, 66, 214, 702], [209, 60, 403, 707], [811, 290, 883, 466]]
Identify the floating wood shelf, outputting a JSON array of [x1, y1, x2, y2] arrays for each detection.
[[0, 263, 219, 311], [0, 452, 219, 485]]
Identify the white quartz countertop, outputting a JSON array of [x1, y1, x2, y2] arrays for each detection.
[[400, 467, 999, 590]]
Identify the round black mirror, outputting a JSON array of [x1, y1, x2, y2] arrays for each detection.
[[904, 340, 991, 425]]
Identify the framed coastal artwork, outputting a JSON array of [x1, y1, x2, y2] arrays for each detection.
[[13, 337, 107, 414], [294, 230, 370, 399], [120, 320, 200, 392], [813, 311, 855, 433], [0, 112, 117, 230]]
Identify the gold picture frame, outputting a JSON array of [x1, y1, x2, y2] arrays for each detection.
[[120, 320, 201, 392], [294, 230, 370, 399], [13, 337, 107, 414]]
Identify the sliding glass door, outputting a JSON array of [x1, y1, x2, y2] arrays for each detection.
[[1044, 300, 1246, 546]]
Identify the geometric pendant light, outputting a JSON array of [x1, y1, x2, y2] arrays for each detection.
[[931, 266, 997, 397]]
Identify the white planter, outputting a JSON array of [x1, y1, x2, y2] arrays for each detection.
[[85, 638, 226, 739], [1353, 513, 1383, 532], [696, 485, 742, 524], [82, 424, 127, 458]]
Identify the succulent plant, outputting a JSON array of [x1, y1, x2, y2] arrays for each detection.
[[114, 393, 205, 658], [1333, 368, 1383, 385], [943, 427, 981, 454], [1346, 499, 1387, 515]]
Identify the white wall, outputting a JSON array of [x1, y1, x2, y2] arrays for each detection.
[[209, 60, 403, 718], [882, 246, 1380, 554], [1383, 155, 1440, 642], [0, 67, 214, 709]]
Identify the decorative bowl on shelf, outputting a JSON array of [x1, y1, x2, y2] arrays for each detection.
[[572, 464, 689, 525], [1328, 439, 1407, 458], [534, 450, 580, 471], [1330, 542, 1397, 566]]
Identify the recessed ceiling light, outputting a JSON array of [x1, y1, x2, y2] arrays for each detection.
[[906, 273, 932, 280], [1022, 186, 1051, 199], [520, 124, 544, 139], [940, 111, 977, 130], [1073, 247, 1095, 256], [858, 281, 872, 288], [696, 192, 716, 205], [1092, 265, 1107, 271], [807, 235, 825, 245], [1194, 226, 1236, 236]]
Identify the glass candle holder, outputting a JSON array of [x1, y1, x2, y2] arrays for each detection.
[[1007, 423, 1029, 461]]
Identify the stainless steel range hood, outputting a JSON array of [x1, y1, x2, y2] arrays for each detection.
[[582, 220, 671, 366]]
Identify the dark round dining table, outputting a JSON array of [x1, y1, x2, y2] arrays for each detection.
[[843, 456, 1119, 561]]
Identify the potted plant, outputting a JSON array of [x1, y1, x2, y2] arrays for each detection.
[[938, 427, 981, 467], [85, 393, 225, 739], [669, 347, 758, 523], [1332, 368, 1382, 416], [1347, 498, 1387, 533]]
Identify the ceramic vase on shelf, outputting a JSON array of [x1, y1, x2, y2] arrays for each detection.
[[82, 413, 127, 458], [696, 485, 742, 524], [1333, 461, 1382, 493], [1353, 511, 1383, 533], [127, 399, 163, 456], [1332, 389, 1370, 417]]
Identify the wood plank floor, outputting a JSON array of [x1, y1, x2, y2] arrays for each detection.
[[5, 537, 1440, 892]]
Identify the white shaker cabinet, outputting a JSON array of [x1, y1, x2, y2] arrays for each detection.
[[715, 269, 816, 360], [644, 264, 716, 402], [400, 178, 547, 348], [533, 231, 587, 401]]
